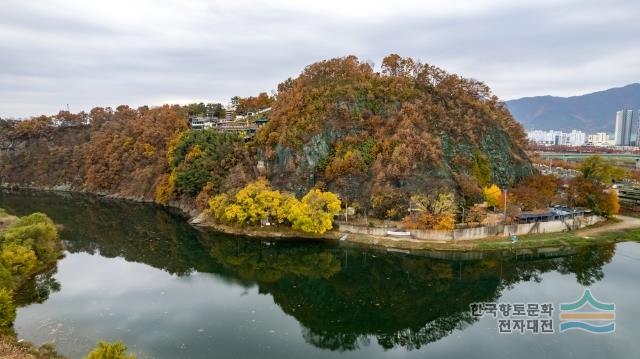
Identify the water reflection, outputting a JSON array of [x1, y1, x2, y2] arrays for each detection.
[[14, 269, 61, 307], [0, 190, 618, 353]]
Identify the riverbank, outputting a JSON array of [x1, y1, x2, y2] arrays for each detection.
[[0, 333, 64, 359], [342, 216, 640, 252], [193, 213, 638, 252], [4, 187, 639, 253]]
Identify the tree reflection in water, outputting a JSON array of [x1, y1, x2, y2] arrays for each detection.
[[14, 268, 61, 307], [0, 190, 617, 352]]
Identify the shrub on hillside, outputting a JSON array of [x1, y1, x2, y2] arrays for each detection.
[[1, 213, 60, 263], [0, 244, 37, 276], [84, 341, 136, 359]]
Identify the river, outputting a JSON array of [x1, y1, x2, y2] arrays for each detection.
[[0, 190, 638, 359]]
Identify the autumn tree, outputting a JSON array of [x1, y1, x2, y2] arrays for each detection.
[[464, 205, 487, 225], [453, 173, 484, 206], [235, 92, 273, 115], [223, 179, 287, 225], [579, 155, 627, 185], [402, 192, 457, 230], [84, 105, 188, 198], [208, 193, 229, 222], [371, 189, 406, 220], [566, 177, 619, 217], [286, 189, 342, 234], [483, 185, 502, 208], [209, 180, 341, 234], [509, 174, 560, 210], [0, 244, 37, 276]]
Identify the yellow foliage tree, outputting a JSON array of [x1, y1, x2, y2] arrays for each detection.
[[283, 196, 311, 230], [0, 244, 37, 276], [166, 131, 186, 167], [185, 144, 203, 161], [208, 193, 229, 221], [155, 170, 176, 204], [600, 190, 620, 216], [483, 184, 502, 208], [224, 203, 248, 224], [223, 179, 286, 225], [287, 189, 341, 234], [207, 179, 341, 234]]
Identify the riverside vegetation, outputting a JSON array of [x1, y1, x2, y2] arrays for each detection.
[[0, 55, 623, 239], [0, 209, 137, 359], [0, 208, 64, 358]]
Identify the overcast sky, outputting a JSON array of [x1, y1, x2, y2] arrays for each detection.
[[1, 0, 638, 118]]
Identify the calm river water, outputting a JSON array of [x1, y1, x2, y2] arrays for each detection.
[[0, 190, 638, 359]]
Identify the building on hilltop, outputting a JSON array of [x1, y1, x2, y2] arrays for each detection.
[[188, 113, 219, 130]]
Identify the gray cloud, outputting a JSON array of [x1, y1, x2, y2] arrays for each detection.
[[1, 0, 638, 118]]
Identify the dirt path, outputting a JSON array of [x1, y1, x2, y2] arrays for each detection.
[[578, 215, 640, 237]]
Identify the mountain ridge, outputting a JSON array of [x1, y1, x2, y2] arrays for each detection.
[[505, 83, 640, 133]]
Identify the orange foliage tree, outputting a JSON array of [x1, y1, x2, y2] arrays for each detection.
[[509, 174, 560, 210], [566, 177, 619, 217]]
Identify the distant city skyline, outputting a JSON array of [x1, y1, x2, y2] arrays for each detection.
[[527, 109, 640, 148], [527, 129, 588, 147]]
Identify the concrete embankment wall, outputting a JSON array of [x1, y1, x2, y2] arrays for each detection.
[[339, 215, 604, 242]]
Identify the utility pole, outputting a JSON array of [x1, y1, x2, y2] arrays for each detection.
[[503, 187, 508, 222], [344, 197, 348, 222]]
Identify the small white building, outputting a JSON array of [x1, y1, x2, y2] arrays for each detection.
[[188, 115, 218, 130]]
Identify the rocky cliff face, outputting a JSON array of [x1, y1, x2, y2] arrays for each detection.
[[0, 124, 87, 190], [0, 105, 190, 208], [254, 55, 532, 211]]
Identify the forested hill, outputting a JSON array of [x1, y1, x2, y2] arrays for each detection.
[[0, 54, 532, 217], [505, 83, 640, 132]]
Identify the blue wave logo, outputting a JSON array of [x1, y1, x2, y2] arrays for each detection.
[[559, 289, 615, 334]]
